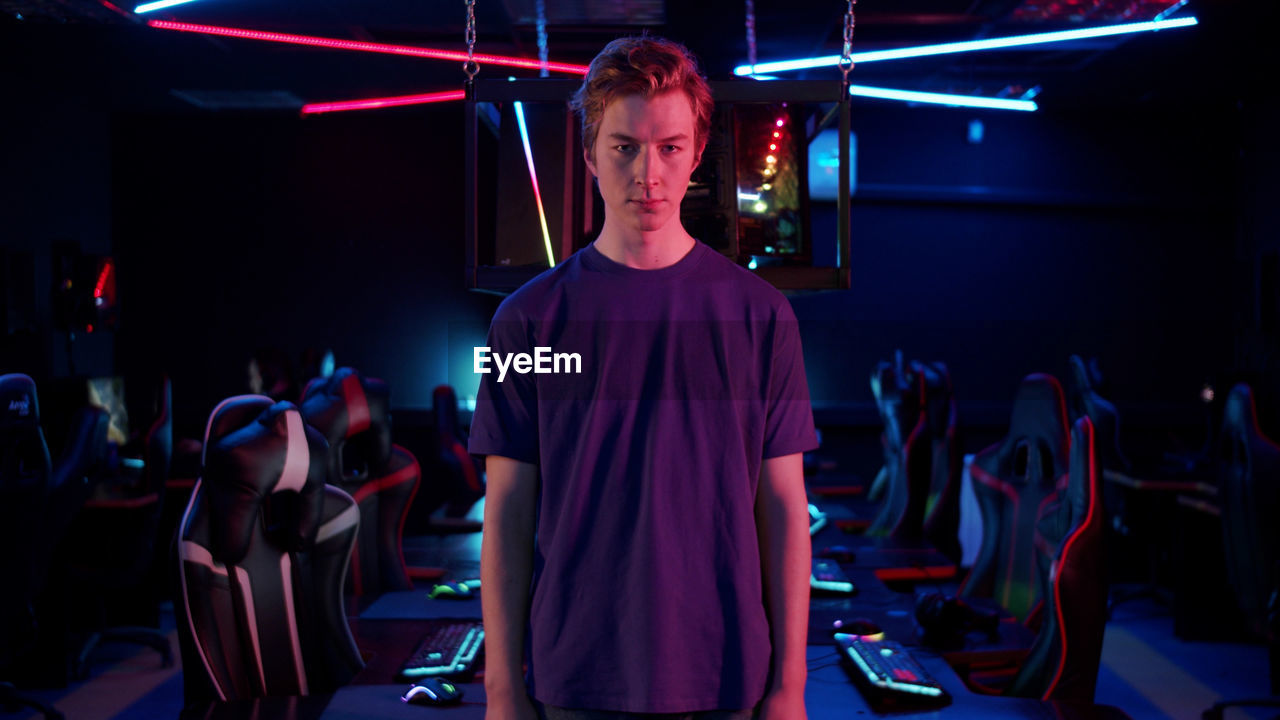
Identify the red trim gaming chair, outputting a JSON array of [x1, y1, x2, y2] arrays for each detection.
[[300, 367, 420, 597], [867, 358, 931, 541], [175, 396, 363, 706], [1005, 416, 1109, 701], [960, 373, 1071, 623], [920, 361, 962, 563]]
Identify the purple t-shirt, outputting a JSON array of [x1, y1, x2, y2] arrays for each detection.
[[468, 240, 818, 713]]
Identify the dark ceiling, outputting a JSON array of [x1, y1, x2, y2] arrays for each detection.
[[0, 0, 1273, 114]]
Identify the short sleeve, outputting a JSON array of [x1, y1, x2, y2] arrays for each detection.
[[762, 299, 819, 459], [468, 300, 540, 464]]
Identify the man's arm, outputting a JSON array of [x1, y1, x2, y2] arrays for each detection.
[[755, 452, 811, 719], [481, 455, 540, 719]]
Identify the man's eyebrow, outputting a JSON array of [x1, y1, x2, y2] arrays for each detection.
[[607, 132, 690, 143]]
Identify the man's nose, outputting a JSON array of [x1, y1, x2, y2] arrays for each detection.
[[634, 147, 659, 186]]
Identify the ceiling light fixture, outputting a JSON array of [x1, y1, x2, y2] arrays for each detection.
[[300, 89, 465, 115], [147, 20, 591, 74], [733, 17, 1198, 76], [850, 85, 1038, 111]]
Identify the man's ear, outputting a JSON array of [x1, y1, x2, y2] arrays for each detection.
[[583, 146, 598, 177], [693, 141, 706, 169]]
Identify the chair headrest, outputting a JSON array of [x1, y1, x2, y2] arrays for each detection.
[[0, 374, 40, 429], [914, 361, 954, 436], [201, 395, 329, 565], [433, 385, 459, 436], [298, 367, 390, 442], [1064, 416, 1100, 530], [1223, 383, 1258, 439], [996, 373, 1070, 481]]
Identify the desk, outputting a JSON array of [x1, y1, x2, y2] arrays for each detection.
[[191, 646, 1130, 719]]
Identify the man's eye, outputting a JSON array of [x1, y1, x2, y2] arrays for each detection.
[[614, 144, 636, 153], [663, 145, 681, 153]]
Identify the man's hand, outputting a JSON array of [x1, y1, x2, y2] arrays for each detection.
[[484, 688, 540, 720], [758, 685, 807, 720], [481, 456, 540, 720]]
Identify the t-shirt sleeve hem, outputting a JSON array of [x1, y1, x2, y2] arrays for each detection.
[[467, 441, 538, 465], [762, 432, 820, 460]]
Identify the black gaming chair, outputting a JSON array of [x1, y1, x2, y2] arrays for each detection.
[[960, 373, 1071, 623], [919, 361, 962, 563], [1, 374, 109, 719], [62, 376, 174, 677], [175, 396, 363, 706], [430, 384, 485, 522], [866, 358, 931, 542], [300, 367, 421, 597], [1005, 415, 1109, 701], [1202, 384, 1280, 719]]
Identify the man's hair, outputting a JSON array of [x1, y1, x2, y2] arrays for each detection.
[[569, 36, 714, 162]]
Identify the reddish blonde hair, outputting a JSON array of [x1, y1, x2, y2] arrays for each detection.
[[570, 36, 714, 162]]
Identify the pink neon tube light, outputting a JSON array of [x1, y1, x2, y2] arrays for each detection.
[[147, 20, 590, 74], [301, 90, 466, 115]]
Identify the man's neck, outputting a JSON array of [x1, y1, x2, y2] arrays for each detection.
[[593, 221, 696, 270]]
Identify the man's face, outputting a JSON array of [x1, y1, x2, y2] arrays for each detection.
[[585, 91, 704, 236]]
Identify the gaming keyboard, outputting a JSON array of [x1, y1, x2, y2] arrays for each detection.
[[399, 619, 485, 680], [834, 633, 950, 708], [810, 558, 856, 594]]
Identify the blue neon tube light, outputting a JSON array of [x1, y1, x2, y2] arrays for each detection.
[[513, 102, 557, 268], [734, 17, 1198, 75], [850, 85, 1038, 111]]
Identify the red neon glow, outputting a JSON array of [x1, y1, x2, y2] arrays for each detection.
[[773, 131, 780, 138], [775, 118, 785, 127], [148, 21, 591, 74], [769, 143, 777, 151], [301, 90, 465, 115], [93, 259, 113, 299]]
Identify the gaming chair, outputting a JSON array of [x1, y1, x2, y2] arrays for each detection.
[[1, 374, 109, 719], [1005, 416, 1109, 701], [431, 384, 485, 520], [919, 361, 962, 563], [63, 376, 173, 677], [300, 367, 420, 596], [959, 373, 1071, 623], [866, 357, 931, 542], [175, 396, 363, 705]]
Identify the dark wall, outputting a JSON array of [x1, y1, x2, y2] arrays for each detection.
[[111, 108, 498, 435], [798, 102, 1237, 424]]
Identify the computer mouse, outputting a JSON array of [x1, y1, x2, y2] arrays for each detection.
[[428, 582, 473, 600], [832, 617, 884, 641], [401, 678, 464, 706], [817, 545, 856, 564]]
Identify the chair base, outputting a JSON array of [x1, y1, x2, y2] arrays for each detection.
[[74, 627, 173, 680], [0, 681, 64, 720]]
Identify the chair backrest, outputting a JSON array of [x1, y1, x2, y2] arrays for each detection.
[[1, 373, 53, 664], [299, 367, 393, 483], [1006, 416, 1109, 701], [2, 375, 109, 666], [433, 384, 482, 494], [1218, 383, 1280, 641], [919, 361, 962, 563], [960, 373, 1070, 622], [1067, 355, 1130, 474], [867, 358, 931, 540], [176, 396, 363, 703]]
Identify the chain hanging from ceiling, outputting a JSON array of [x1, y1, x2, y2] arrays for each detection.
[[536, 0, 550, 78], [464, 0, 480, 85]]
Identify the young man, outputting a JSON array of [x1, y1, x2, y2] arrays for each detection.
[[470, 36, 816, 720]]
